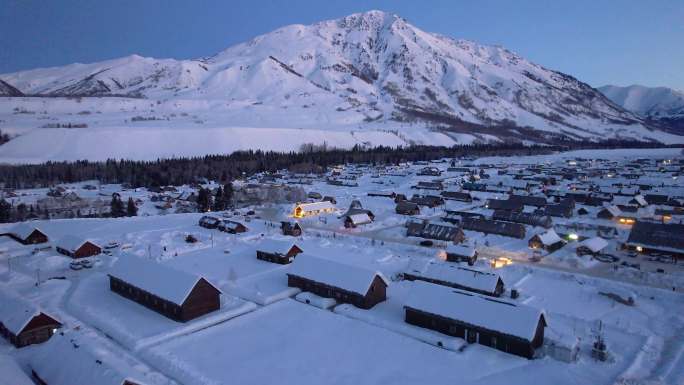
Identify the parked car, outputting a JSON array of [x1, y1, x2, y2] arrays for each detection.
[[80, 259, 94, 269], [69, 261, 83, 270]]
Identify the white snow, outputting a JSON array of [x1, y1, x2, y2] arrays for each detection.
[[287, 253, 388, 295]]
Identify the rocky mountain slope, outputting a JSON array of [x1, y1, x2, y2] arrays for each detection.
[[599, 85, 684, 134], [0, 10, 681, 163]]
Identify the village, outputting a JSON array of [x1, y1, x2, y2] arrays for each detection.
[[0, 147, 683, 385]]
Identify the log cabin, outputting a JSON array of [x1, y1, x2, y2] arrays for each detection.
[[55, 235, 101, 258], [108, 255, 221, 322], [4, 223, 49, 245], [624, 221, 684, 261], [404, 262, 504, 297], [287, 254, 388, 309], [256, 239, 304, 264], [528, 229, 564, 252], [404, 281, 547, 359], [0, 291, 61, 348]]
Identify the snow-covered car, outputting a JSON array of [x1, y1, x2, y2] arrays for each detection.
[[79, 259, 94, 269], [69, 261, 83, 270]]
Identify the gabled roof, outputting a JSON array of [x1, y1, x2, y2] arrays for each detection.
[[287, 254, 388, 295], [0, 290, 59, 335], [296, 201, 335, 212], [578, 237, 609, 253], [444, 244, 476, 258], [30, 332, 150, 385], [256, 239, 302, 254], [626, 221, 684, 253], [533, 229, 562, 246], [405, 281, 545, 342], [346, 213, 372, 225], [56, 235, 99, 253], [8, 223, 46, 240], [108, 254, 221, 306], [407, 262, 502, 294]]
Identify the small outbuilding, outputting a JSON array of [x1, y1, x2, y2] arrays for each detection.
[[404, 262, 504, 297], [55, 235, 101, 258], [576, 237, 609, 256], [281, 221, 303, 236], [4, 223, 49, 245], [0, 291, 61, 348], [396, 201, 420, 215], [256, 239, 304, 264], [438, 244, 478, 265], [219, 220, 248, 234], [528, 229, 564, 252]]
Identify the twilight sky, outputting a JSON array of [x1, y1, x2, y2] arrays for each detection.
[[1, 0, 683, 90]]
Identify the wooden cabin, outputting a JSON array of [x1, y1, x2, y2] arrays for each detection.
[[55, 235, 101, 258], [493, 210, 553, 228], [404, 263, 504, 297], [0, 291, 61, 348], [281, 221, 302, 236], [4, 223, 49, 245], [287, 254, 388, 309], [344, 213, 373, 228], [508, 194, 548, 207], [293, 201, 336, 218], [219, 220, 247, 234], [624, 221, 684, 261], [410, 195, 444, 208], [543, 204, 574, 218], [256, 240, 303, 264], [108, 255, 221, 322], [405, 281, 547, 359], [396, 201, 420, 215], [485, 199, 524, 212], [30, 332, 149, 385], [407, 221, 465, 243], [439, 244, 478, 265], [528, 229, 564, 252], [199, 215, 221, 229], [462, 217, 526, 239], [576, 237, 609, 256], [440, 191, 473, 202]]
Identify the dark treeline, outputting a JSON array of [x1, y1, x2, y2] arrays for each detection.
[[0, 139, 677, 189]]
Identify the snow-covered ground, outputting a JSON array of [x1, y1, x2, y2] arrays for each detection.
[[0, 148, 683, 384]]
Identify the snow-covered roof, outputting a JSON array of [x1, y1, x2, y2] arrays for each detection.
[[30, 332, 150, 385], [256, 239, 302, 254], [407, 263, 502, 294], [0, 290, 58, 335], [0, 354, 34, 385], [604, 205, 622, 217], [108, 254, 221, 305], [444, 244, 476, 258], [633, 195, 648, 206], [288, 254, 388, 295], [8, 223, 44, 240], [579, 237, 609, 253], [535, 229, 562, 246], [347, 213, 372, 225], [405, 281, 545, 341], [297, 201, 336, 212], [56, 235, 98, 252]]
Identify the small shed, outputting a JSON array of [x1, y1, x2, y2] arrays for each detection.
[[576, 237, 609, 256], [396, 201, 420, 215], [256, 239, 304, 264], [199, 215, 221, 229], [439, 244, 478, 265], [55, 235, 101, 259], [219, 220, 248, 234], [281, 221, 303, 236], [344, 213, 373, 228], [528, 229, 564, 252]]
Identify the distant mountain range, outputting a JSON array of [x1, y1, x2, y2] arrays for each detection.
[[598, 85, 684, 134], [0, 10, 681, 163]]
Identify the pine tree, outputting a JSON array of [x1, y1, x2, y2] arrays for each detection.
[[223, 182, 234, 209], [110, 193, 125, 217], [126, 197, 138, 217], [0, 199, 10, 223], [213, 186, 225, 212], [197, 187, 210, 212]]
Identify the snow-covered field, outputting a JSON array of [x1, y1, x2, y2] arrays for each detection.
[[0, 148, 683, 385]]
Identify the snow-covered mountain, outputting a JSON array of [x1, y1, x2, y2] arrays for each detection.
[[0, 11, 681, 163], [0, 79, 23, 96], [599, 85, 684, 134]]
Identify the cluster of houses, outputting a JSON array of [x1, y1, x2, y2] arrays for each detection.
[[2, 223, 102, 258]]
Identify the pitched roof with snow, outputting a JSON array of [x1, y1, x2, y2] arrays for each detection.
[[8, 223, 45, 240], [296, 201, 336, 212], [30, 332, 150, 385], [108, 254, 221, 306], [405, 281, 545, 341], [534, 229, 562, 246], [287, 254, 389, 295], [579, 237, 609, 253], [56, 235, 98, 253], [0, 290, 59, 335], [256, 239, 302, 254], [407, 263, 502, 294], [444, 244, 476, 258], [346, 213, 372, 225]]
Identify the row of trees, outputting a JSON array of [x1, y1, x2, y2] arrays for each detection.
[[109, 193, 138, 218], [0, 140, 673, 189], [197, 184, 234, 212]]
